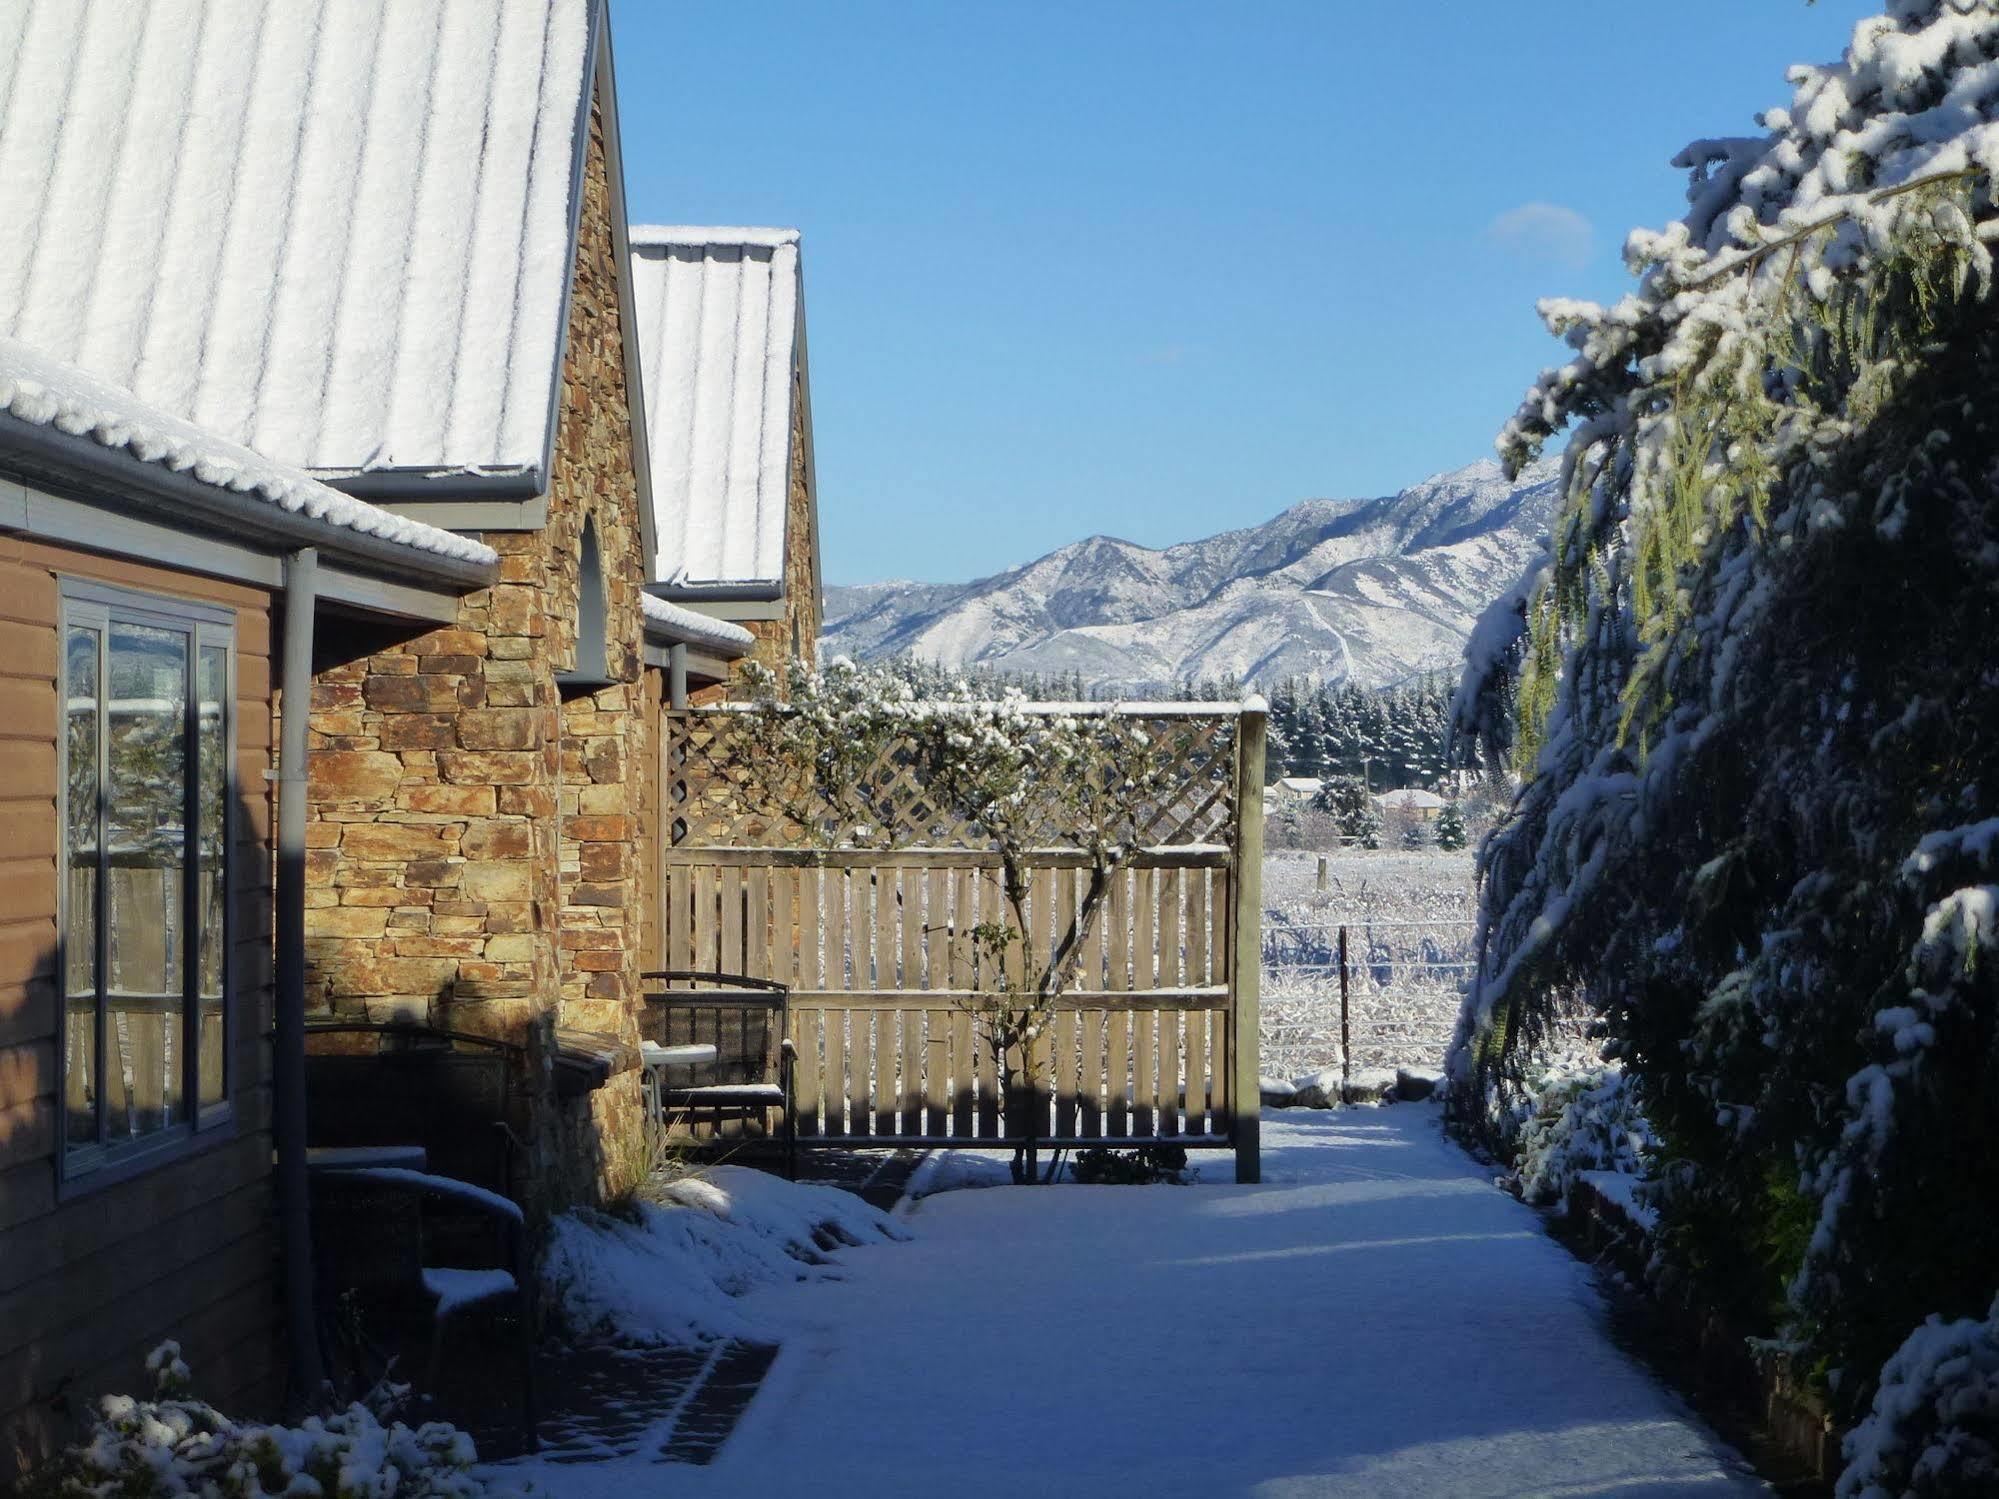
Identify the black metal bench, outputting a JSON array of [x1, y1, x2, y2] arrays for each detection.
[[639, 971, 796, 1180]]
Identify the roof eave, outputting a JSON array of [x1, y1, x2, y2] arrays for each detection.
[[0, 410, 498, 592], [641, 621, 752, 657], [322, 465, 545, 501], [651, 579, 785, 603]]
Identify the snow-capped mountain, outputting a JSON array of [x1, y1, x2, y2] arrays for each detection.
[[822, 458, 1558, 692]]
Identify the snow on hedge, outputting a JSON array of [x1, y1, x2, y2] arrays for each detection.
[[542, 1166, 906, 1347], [27, 1342, 509, 1498], [1450, 0, 1999, 1477], [1838, 1295, 1999, 1498], [1512, 1064, 1654, 1207]]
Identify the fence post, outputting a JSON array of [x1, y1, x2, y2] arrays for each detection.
[[1316, 856, 1328, 892], [1231, 702, 1267, 1184], [1338, 925, 1351, 1096]]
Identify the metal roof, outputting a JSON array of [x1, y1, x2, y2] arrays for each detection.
[[0, 0, 596, 494], [627, 226, 802, 593]]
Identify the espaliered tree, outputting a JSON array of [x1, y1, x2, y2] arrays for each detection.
[[727, 660, 1198, 1182], [1450, 4, 1999, 1481]]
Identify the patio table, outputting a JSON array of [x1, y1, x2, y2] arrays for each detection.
[[640, 1042, 717, 1120]]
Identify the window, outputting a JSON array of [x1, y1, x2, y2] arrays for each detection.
[[558, 518, 610, 693], [61, 581, 234, 1179]]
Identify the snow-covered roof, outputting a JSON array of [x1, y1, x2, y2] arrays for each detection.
[[0, 0, 595, 492], [641, 592, 754, 655], [628, 226, 803, 593], [1375, 788, 1445, 810], [0, 336, 497, 571], [1276, 777, 1323, 794]]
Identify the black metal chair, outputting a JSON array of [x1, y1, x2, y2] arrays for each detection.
[[302, 1022, 526, 1196], [639, 971, 796, 1180], [311, 1164, 537, 1452], [303, 1022, 536, 1450]]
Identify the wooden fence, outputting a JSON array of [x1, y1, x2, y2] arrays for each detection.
[[660, 703, 1267, 1179]]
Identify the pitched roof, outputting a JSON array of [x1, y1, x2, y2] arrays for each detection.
[[627, 226, 803, 594], [0, 0, 596, 495], [0, 335, 497, 575], [1375, 788, 1445, 809]]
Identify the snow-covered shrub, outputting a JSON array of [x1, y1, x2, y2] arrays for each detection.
[[23, 1342, 501, 1498], [542, 1164, 904, 1347], [1838, 1296, 1999, 1498], [1449, 0, 1999, 1447], [1512, 1065, 1654, 1205], [1070, 1144, 1190, 1185]]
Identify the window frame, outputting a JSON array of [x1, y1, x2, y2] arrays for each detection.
[[557, 516, 612, 694], [57, 578, 238, 1192]]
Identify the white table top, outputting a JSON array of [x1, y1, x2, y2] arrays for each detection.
[[640, 1041, 718, 1067]]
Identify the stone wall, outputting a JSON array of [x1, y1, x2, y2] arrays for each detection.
[[303, 85, 652, 1214]]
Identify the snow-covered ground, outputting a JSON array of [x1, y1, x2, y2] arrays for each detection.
[[515, 1107, 1764, 1497]]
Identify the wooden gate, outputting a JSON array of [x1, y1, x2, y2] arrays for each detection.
[[660, 704, 1267, 1179]]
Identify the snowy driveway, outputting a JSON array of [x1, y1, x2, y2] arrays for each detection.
[[562, 1109, 1765, 1496]]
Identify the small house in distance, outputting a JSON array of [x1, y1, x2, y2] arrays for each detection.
[[1375, 787, 1445, 822], [1272, 776, 1324, 802], [627, 227, 822, 699]]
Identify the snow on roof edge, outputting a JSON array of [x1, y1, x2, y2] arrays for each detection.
[[641, 592, 754, 653], [0, 1, 593, 483], [628, 225, 801, 250], [0, 337, 498, 570]]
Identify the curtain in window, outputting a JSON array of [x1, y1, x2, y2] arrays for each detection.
[[62, 592, 233, 1167]]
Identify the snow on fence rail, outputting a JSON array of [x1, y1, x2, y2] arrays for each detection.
[[659, 707, 1265, 1173]]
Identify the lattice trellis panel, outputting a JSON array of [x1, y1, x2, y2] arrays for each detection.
[[664, 710, 1240, 851]]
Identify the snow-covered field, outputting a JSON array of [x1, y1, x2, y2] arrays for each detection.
[[1262, 850, 1475, 1078], [514, 1106, 1762, 1496]]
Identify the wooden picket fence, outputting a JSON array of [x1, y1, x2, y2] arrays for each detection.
[[660, 704, 1268, 1178]]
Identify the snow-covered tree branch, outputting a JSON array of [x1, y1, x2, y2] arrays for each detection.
[[1452, 3, 1999, 1471]]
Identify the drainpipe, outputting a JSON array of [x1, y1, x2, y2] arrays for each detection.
[[275, 547, 324, 1400], [669, 642, 688, 709]]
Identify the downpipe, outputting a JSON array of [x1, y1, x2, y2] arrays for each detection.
[[275, 548, 325, 1401]]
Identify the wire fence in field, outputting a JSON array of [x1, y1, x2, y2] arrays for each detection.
[[1259, 915, 1474, 1079]]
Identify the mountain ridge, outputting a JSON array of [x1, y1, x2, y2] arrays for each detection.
[[822, 457, 1559, 693]]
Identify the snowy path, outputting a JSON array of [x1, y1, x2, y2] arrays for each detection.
[[537, 1109, 1765, 1496]]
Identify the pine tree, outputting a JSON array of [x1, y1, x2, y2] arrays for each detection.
[[1312, 776, 1380, 849], [1434, 801, 1468, 852]]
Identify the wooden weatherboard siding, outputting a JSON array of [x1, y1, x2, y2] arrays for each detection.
[[0, 537, 279, 1482]]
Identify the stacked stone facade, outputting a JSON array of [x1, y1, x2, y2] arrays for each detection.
[[303, 89, 652, 1212]]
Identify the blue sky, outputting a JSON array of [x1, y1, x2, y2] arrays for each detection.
[[610, 1, 1880, 585]]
